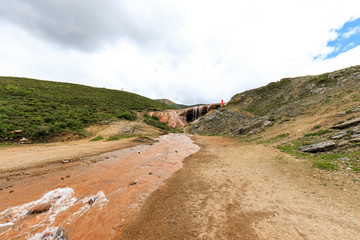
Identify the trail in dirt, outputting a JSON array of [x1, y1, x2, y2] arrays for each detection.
[[0, 134, 199, 239], [120, 135, 360, 240]]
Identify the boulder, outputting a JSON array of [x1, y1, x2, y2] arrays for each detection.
[[332, 118, 360, 129], [298, 141, 336, 153]]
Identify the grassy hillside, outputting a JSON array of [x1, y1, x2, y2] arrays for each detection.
[[0, 77, 172, 141], [227, 65, 360, 118], [155, 98, 188, 109]]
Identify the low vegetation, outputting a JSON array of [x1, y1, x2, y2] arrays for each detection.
[[143, 114, 181, 133], [277, 129, 360, 171], [0, 77, 172, 141]]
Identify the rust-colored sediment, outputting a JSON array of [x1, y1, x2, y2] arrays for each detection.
[[0, 134, 199, 239]]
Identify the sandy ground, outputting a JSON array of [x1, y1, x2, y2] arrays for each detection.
[[120, 135, 360, 239]]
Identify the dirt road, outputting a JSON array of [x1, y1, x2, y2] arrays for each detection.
[[121, 135, 360, 239]]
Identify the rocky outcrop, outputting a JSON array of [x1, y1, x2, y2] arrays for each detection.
[[150, 103, 221, 128], [187, 109, 251, 135], [298, 141, 336, 153], [332, 118, 360, 129]]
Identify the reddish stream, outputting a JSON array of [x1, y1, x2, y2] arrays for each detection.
[[0, 134, 200, 239]]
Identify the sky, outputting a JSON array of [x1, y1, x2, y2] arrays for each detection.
[[0, 0, 359, 105]]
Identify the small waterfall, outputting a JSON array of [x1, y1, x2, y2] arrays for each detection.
[[199, 106, 203, 117], [207, 104, 212, 112]]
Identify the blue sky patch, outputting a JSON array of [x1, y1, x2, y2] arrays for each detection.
[[321, 17, 360, 59]]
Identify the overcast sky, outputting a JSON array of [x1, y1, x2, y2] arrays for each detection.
[[0, 0, 360, 105]]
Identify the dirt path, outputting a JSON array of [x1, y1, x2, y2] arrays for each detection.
[[120, 135, 360, 239], [0, 134, 199, 239]]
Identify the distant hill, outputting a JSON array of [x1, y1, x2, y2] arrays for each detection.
[[0, 77, 172, 141], [155, 99, 188, 109]]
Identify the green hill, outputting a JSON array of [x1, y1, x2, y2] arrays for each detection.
[[0, 77, 172, 141], [155, 99, 188, 109]]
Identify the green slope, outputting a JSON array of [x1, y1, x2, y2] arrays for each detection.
[[0, 77, 172, 141]]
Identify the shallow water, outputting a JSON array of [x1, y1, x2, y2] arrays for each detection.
[[0, 134, 200, 239]]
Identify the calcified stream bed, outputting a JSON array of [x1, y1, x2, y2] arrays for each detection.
[[0, 134, 200, 239]]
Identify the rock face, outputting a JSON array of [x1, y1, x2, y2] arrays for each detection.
[[150, 103, 221, 128], [187, 109, 251, 135], [298, 141, 336, 153]]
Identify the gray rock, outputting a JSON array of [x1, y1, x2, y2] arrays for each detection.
[[336, 140, 349, 147], [119, 127, 134, 133], [350, 107, 360, 113], [352, 127, 360, 134], [332, 118, 360, 129], [350, 134, 360, 139], [331, 131, 347, 140], [298, 141, 336, 153], [335, 111, 346, 117], [350, 138, 360, 142]]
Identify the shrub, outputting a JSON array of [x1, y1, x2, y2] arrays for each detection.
[[117, 111, 136, 121]]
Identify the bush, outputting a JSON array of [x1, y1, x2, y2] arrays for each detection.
[[117, 111, 136, 121]]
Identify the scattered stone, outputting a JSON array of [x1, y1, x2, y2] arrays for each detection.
[[42, 228, 66, 240], [351, 133, 360, 138], [62, 159, 70, 163], [336, 140, 349, 147], [11, 129, 22, 134], [61, 177, 64, 180], [350, 138, 360, 142], [351, 107, 360, 113], [129, 179, 138, 186], [137, 151, 140, 154], [332, 117, 360, 129], [352, 127, 360, 134], [298, 141, 336, 153], [331, 131, 347, 140], [149, 172, 152, 175], [66, 175, 70, 178], [119, 127, 134, 133], [28, 203, 52, 214], [9, 190, 14, 193], [175, 150, 178, 153], [88, 196, 99, 205], [335, 112, 346, 117]]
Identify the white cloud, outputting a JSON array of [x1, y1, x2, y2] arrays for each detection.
[[1, 0, 360, 105], [343, 26, 360, 38]]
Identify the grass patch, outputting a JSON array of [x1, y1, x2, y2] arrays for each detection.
[[257, 133, 289, 144], [277, 131, 360, 171], [304, 129, 331, 137], [106, 134, 139, 141], [90, 136, 104, 142], [313, 161, 338, 170]]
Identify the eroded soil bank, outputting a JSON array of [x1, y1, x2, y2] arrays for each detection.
[[120, 135, 360, 240], [0, 134, 199, 239]]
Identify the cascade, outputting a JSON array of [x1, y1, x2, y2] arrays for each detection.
[[199, 105, 203, 117]]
